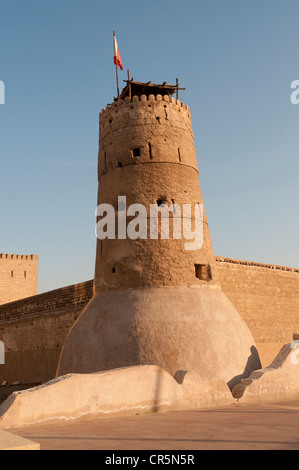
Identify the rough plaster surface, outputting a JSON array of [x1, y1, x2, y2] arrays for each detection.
[[2, 344, 299, 430], [57, 286, 261, 389], [0, 365, 233, 429], [232, 343, 299, 403]]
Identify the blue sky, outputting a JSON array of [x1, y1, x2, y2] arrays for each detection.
[[0, 0, 298, 293]]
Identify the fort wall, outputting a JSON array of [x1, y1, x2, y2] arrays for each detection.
[[0, 254, 38, 306], [0, 281, 93, 384], [216, 257, 299, 367], [0, 258, 298, 384]]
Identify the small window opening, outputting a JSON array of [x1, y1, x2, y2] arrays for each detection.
[[24, 271, 27, 279], [132, 148, 141, 157], [112, 267, 116, 274], [178, 148, 181, 162], [195, 264, 212, 281], [118, 161, 123, 168], [148, 142, 153, 159], [11, 271, 13, 278]]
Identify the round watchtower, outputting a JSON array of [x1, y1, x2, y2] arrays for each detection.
[[95, 93, 219, 292], [57, 83, 261, 389]]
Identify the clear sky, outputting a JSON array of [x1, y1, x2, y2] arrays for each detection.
[[0, 0, 298, 294]]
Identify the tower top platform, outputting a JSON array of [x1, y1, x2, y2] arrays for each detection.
[[118, 78, 185, 101]]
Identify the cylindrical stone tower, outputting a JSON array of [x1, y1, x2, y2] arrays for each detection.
[[57, 84, 261, 389]]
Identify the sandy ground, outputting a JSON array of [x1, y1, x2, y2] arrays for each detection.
[[7, 398, 299, 450]]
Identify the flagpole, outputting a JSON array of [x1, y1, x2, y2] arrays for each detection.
[[113, 30, 120, 98]]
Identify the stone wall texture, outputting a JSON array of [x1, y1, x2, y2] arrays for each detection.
[[0, 257, 298, 384], [0, 254, 38, 305], [216, 257, 299, 367], [0, 281, 93, 384]]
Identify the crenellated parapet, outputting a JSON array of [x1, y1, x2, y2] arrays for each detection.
[[98, 94, 196, 178], [100, 94, 191, 121], [0, 254, 38, 261]]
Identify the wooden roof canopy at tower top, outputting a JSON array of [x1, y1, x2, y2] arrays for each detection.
[[116, 74, 186, 101]]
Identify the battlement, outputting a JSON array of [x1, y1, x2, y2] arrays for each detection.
[[0, 254, 38, 261], [100, 94, 191, 128], [100, 94, 191, 117], [98, 94, 196, 178]]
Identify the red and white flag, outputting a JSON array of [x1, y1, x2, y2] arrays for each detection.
[[113, 34, 123, 70]]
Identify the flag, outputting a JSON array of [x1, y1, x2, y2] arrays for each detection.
[[113, 34, 123, 70]]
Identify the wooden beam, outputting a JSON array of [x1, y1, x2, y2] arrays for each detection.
[[127, 70, 131, 99]]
